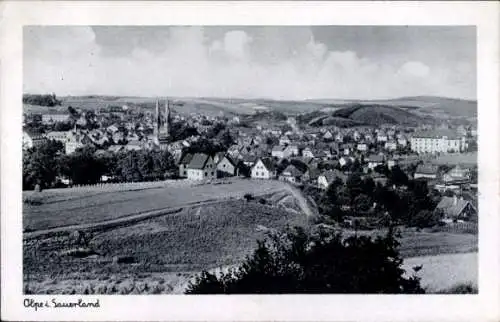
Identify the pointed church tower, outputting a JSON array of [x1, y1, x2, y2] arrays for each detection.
[[154, 97, 171, 149]]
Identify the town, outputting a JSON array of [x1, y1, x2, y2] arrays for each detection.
[[23, 93, 478, 230]]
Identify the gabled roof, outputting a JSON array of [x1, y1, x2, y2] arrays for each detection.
[[366, 154, 384, 162], [188, 153, 211, 170], [436, 196, 475, 218], [319, 169, 347, 184], [254, 157, 275, 171], [178, 152, 194, 165], [415, 164, 439, 175], [23, 128, 45, 138], [282, 164, 304, 177]]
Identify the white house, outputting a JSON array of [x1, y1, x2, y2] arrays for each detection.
[[46, 131, 69, 144], [216, 154, 238, 177], [414, 164, 439, 180], [317, 169, 347, 190], [251, 158, 276, 179], [272, 145, 290, 159], [357, 143, 368, 152], [384, 141, 398, 151], [22, 129, 46, 150], [279, 164, 304, 184], [366, 154, 384, 170], [186, 153, 216, 181]]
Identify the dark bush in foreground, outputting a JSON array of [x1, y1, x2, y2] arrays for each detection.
[[186, 226, 424, 294]]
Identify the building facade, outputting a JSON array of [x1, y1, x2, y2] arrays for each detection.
[[410, 130, 466, 153]]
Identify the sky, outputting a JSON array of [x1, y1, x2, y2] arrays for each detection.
[[23, 26, 476, 100]]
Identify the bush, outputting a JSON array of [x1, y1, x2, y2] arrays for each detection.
[[186, 226, 424, 294], [243, 193, 254, 202]]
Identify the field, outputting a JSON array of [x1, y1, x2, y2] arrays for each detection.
[[24, 199, 308, 294], [403, 252, 477, 292], [429, 152, 477, 167], [23, 179, 477, 294], [23, 179, 292, 232]]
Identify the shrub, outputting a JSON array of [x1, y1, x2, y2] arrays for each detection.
[[186, 226, 423, 294], [243, 193, 254, 202]]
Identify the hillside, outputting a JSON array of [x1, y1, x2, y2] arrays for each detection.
[[331, 104, 426, 126], [308, 96, 477, 119]]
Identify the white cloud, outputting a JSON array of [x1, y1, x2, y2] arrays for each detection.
[[23, 27, 474, 100], [399, 61, 431, 78]]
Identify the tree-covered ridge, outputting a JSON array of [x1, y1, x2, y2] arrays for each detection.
[[23, 93, 62, 107]]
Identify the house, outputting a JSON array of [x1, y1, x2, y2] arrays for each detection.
[[302, 147, 314, 158], [186, 153, 216, 181], [384, 141, 398, 151], [323, 131, 333, 140], [377, 134, 388, 142], [366, 154, 384, 170], [317, 169, 347, 190], [216, 154, 238, 177], [442, 165, 471, 184], [272, 145, 289, 159], [41, 114, 70, 124], [286, 145, 300, 156], [357, 143, 368, 152], [279, 164, 304, 184], [279, 136, 291, 146], [410, 129, 466, 153], [339, 156, 354, 168], [178, 153, 194, 177], [65, 131, 93, 154], [23, 129, 46, 149], [45, 131, 68, 144], [414, 164, 439, 180], [251, 158, 276, 179], [397, 137, 408, 146], [240, 154, 257, 167], [435, 196, 477, 222]]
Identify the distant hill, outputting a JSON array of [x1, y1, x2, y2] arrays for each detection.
[[24, 95, 476, 122], [307, 96, 477, 119]]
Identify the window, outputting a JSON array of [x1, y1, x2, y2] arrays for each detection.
[[211, 172, 214, 176], [205, 172, 208, 176]]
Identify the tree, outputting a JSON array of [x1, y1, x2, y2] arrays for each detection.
[[353, 194, 372, 212], [186, 226, 424, 294], [389, 165, 408, 186], [409, 210, 443, 229], [63, 146, 105, 185], [23, 140, 64, 190]]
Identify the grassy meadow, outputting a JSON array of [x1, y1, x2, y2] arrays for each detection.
[[23, 179, 288, 231], [24, 199, 308, 294]]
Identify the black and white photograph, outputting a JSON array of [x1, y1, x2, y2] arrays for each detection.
[[1, 1, 499, 321], [21, 25, 479, 295]]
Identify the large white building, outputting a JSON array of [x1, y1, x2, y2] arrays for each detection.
[[410, 130, 466, 154]]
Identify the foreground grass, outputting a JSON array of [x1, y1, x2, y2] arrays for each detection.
[[24, 199, 307, 294]]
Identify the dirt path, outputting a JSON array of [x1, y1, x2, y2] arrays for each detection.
[[283, 184, 318, 217]]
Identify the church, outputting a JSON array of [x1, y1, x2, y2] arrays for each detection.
[[153, 98, 171, 150]]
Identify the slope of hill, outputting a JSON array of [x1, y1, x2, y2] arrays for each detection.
[[330, 104, 427, 127], [308, 96, 477, 119]]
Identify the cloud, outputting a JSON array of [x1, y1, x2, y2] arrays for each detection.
[[23, 27, 475, 100], [399, 61, 431, 78]]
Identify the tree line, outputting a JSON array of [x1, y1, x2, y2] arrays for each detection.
[[23, 140, 177, 190], [23, 93, 62, 107]]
